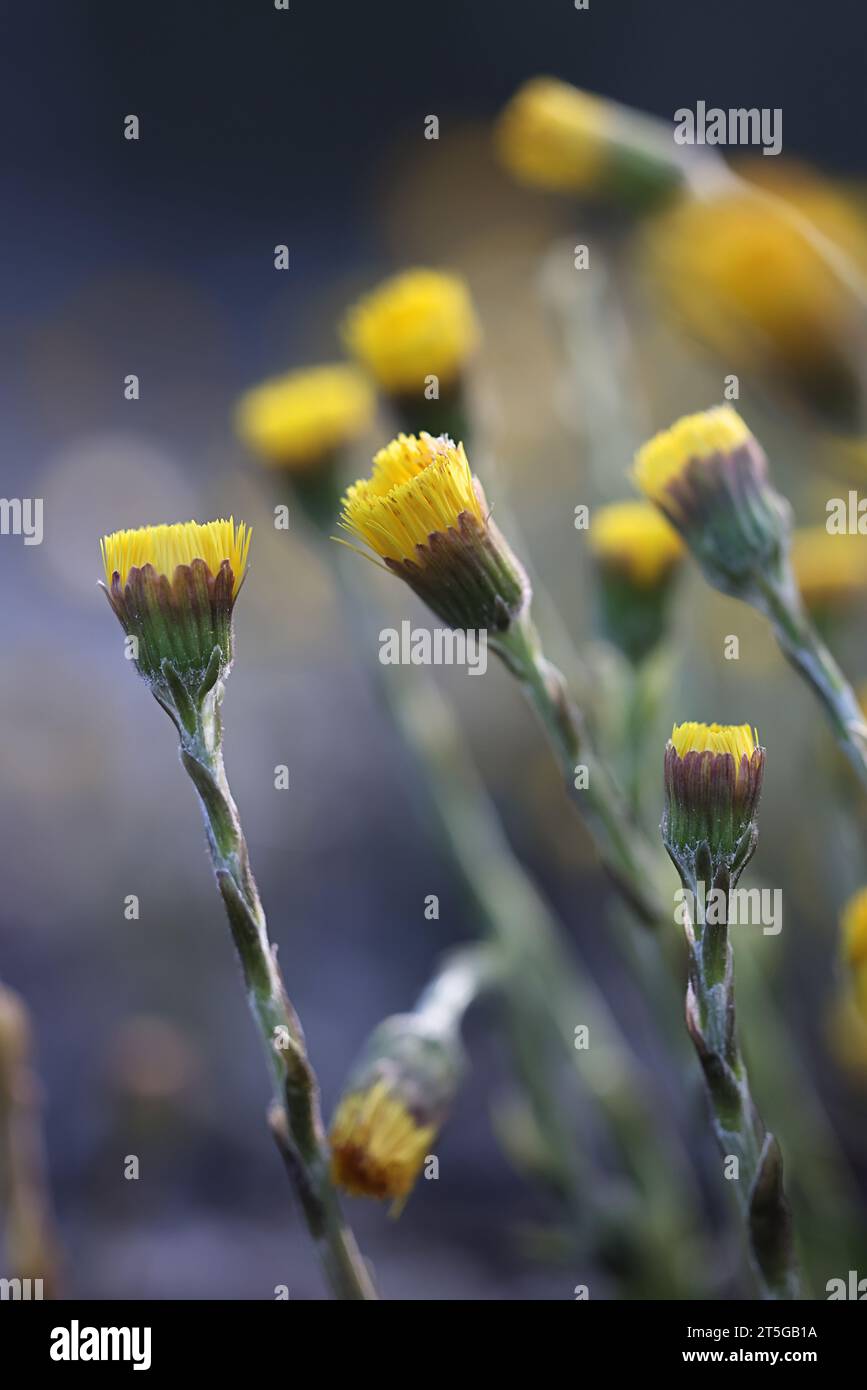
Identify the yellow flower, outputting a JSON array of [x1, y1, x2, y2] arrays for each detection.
[[339, 432, 529, 632], [342, 269, 479, 395], [100, 519, 251, 597], [791, 526, 867, 611], [589, 500, 684, 586], [100, 519, 251, 690], [340, 431, 481, 564], [495, 77, 608, 193], [642, 164, 867, 375], [633, 406, 751, 507], [329, 1079, 435, 1203], [841, 888, 867, 972], [235, 364, 374, 471]]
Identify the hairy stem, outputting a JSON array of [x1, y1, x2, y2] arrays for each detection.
[[677, 866, 800, 1300], [752, 565, 867, 789], [178, 682, 376, 1301]]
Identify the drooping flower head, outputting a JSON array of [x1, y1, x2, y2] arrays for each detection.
[[663, 721, 765, 883], [235, 364, 374, 473], [633, 406, 791, 597], [496, 77, 688, 209], [342, 269, 479, 400], [589, 500, 684, 661], [339, 432, 529, 632], [329, 1014, 462, 1211], [100, 518, 251, 708]]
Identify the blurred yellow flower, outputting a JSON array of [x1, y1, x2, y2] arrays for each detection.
[[642, 163, 867, 395], [100, 519, 251, 596], [342, 269, 479, 395], [495, 77, 608, 193], [235, 364, 374, 471], [329, 1079, 434, 1202], [791, 526, 867, 611], [633, 405, 751, 506], [340, 431, 481, 564], [589, 500, 684, 586]]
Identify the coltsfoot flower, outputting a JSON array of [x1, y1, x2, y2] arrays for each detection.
[[100, 518, 251, 710], [235, 364, 374, 472], [663, 721, 765, 883], [641, 167, 867, 422], [496, 77, 687, 208], [339, 432, 529, 632], [342, 269, 479, 399], [633, 406, 791, 597], [329, 1014, 462, 1208], [589, 500, 684, 661]]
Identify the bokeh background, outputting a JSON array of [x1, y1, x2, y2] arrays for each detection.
[[3, 0, 867, 1299]]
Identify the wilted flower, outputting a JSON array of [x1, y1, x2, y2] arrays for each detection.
[[339, 432, 529, 633], [99, 518, 251, 710], [663, 721, 765, 881], [589, 500, 684, 661], [342, 269, 479, 399], [235, 364, 374, 472], [633, 405, 791, 598], [496, 76, 688, 209], [329, 1013, 463, 1208]]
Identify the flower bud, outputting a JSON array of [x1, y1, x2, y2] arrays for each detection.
[[99, 519, 251, 715], [633, 406, 791, 600], [663, 721, 765, 886]]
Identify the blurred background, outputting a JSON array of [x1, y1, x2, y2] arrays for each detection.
[[3, 0, 867, 1300]]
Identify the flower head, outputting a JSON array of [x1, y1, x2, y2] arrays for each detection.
[[663, 720, 765, 882], [589, 501, 684, 662], [235, 364, 374, 472], [496, 77, 686, 207], [330, 1079, 435, 1204], [633, 406, 791, 597], [641, 165, 867, 421], [100, 518, 250, 710], [342, 269, 479, 397], [329, 1013, 462, 1209], [339, 432, 529, 632], [590, 500, 685, 587]]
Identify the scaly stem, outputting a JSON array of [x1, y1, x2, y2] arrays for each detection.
[[493, 614, 667, 926], [752, 564, 867, 789], [676, 865, 800, 1300], [177, 681, 376, 1301]]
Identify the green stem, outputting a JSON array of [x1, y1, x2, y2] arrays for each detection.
[[752, 564, 867, 788], [493, 614, 667, 926], [177, 682, 376, 1301], [677, 866, 800, 1300]]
